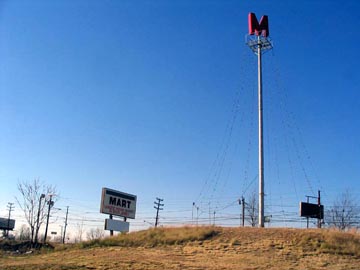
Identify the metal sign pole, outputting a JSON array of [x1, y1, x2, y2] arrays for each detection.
[[306, 196, 310, 228], [246, 13, 272, 228], [317, 190, 321, 228], [110, 214, 113, 236], [257, 35, 265, 228]]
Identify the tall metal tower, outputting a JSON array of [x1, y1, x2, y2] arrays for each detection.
[[246, 13, 273, 227]]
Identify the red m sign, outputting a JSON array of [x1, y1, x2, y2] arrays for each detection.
[[248, 13, 269, 37]]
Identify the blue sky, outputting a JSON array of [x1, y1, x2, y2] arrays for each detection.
[[0, 0, 359, 236]]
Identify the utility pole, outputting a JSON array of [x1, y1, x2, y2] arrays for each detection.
[[43, 195, 54, 243], [35, 194, 45, 244], [246, 13, 272, 227], [208, 202, 211, 225], [239, 197, 245, 227], [6, 202, 14, 237], [192, 203, 199, 226], [63, 206, 69, 244], [213, 211, 216, 226], [192, 202, 195, 225], [59, 225, 63, 243], [154, 198, 164, 228], [317, 190, 321, 229], [196, 206, 199, 226]]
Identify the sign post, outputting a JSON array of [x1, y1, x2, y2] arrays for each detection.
[[246, 12, 273, 227], [300, 190, 323, 228], [100, 187, 137, 234]]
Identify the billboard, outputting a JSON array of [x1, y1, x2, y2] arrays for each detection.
[[0, 218, 15, 230], [100, 188, 137, 219], [300, 202, 324, 219], [105, 219, 129, 232]]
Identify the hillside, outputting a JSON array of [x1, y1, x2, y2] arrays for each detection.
[[1, 226, 359, 270]]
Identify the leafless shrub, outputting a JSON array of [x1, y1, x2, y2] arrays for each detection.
[[15, 178, 58, 244], [87, 228, 105, 240], [326, 190, 359, 231]]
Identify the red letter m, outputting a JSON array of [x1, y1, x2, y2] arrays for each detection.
[[248, 13, 269, 37]]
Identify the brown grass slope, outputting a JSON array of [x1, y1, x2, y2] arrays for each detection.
[[1, 226, 359, 270]]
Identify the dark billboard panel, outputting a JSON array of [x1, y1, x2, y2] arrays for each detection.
[[300, 202, 324, 219], [0, 218, 15, 230]]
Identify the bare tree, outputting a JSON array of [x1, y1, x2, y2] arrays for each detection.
[[246, 190, 258, 227], [327, 190, 359, 231], [17, 225, 31, 241], [86, 228, 105, 240], [15, 178, 58, 245], [74, 220, 85, 243]]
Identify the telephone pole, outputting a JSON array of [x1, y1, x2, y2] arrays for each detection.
[[43, 195, 54, 243], [63, 206, 69, 244], [154, 198, 164, 228], [6, 202, 14, 237], [192, 202, 195, 225], [59, 225, 63, 243], [196, 206, 199, 226], [35, 194, 45, 243], [317, 190, 322, 229], [239, 197, 245, 227], [208, 202, 211, 225]]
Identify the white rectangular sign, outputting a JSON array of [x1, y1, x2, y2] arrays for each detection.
[[100, 187, 137, 219], [105, 219, 129, 232]]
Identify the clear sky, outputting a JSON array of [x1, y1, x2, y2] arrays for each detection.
[[1, 0, 359, 238]]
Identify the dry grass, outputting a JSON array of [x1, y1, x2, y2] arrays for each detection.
[[77, 226, 219, 249], [1, 226, 360, 270], [319, 230, 360, 256]]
